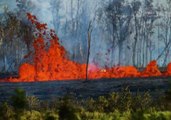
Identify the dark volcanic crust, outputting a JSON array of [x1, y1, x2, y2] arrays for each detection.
[[0, 77, 170, 102]]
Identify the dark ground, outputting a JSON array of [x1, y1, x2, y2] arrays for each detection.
[[0, 77, 170, 102]]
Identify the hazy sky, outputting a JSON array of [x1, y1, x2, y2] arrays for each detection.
[[0, 0, 167, 24], [0, 0, 16, 13], [0, 0, 97, 28], [0, 0, 169, 66]]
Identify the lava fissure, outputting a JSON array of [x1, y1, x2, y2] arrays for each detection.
[[4, 13, 171, 82]]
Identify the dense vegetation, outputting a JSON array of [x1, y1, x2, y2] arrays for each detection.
[[0, 87, 171, 120]]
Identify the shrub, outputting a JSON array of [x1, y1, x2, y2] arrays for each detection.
[[164, 82, 171, 110], [11, 88, 28, 111], [4, 87, 170, 120], [0, 102, 15, 120], [132, 92, 152, 111], [58, 96, 82, 120], [27, 96, 40, 110], [80, 111, 131, 120], [80, 112, 112, 120], [44, 111, 59, 120], [131, 110, 146, 120], [84, 98, 96, 112], [19, 110, 42, 120], [117, 87, 132, 112], [107, 92, 119, 112], [95, 96, 109, 112], [143, 111, 171, 120], [84, 87, 154, 113]]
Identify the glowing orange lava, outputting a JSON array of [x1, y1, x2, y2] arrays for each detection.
[[4, 13, 171, 82]]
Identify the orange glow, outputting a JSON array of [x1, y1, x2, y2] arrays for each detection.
[[164, 62, 171, 76], [141, 60, 161, 77], [3, 13, 171, 82]]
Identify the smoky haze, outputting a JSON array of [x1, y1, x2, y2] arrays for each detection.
[[0, 0, 170, 72]]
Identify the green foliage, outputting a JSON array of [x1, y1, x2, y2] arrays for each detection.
[[1, 88, 170, 120], [161, 81, 171, 110], [143, 111, 171, 120], [27, 96, 40, 110], [84, 87, 152, 113], [79, 111, 171, 120], [44, 111, 59, 120], [11, 88, 28, 111], [58, 96, 82, 120], [107, 92, 119, 112], [19, 110, 42, 120], [117, 87, 132, 112], [132, 92, 152, 111], [0, 102, 15, 120], [131, 110, 146, 120], [96, 96, 109, 112], [84, 98, 96, 112], [80, 112, 113, 120], [80, 111, 131, 120]]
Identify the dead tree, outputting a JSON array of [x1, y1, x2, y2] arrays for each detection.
[[86, 21, 93, 80]]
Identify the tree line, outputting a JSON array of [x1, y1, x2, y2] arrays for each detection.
[[0, 0, 171, 73]]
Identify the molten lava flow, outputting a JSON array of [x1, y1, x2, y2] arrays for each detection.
[[5, 13, 171, 82], [19, 63, 35, 82], [88, 66, 140, 79], [8, 13, 87, 82], [141, 60, 162, 77], [164, 62, 171, 76]]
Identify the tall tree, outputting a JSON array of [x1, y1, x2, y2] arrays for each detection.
[[131, 0, 141, 66], [104, 0, 133, 65]]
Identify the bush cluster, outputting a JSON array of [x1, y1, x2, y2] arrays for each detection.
[[0, 87, 171, 120]]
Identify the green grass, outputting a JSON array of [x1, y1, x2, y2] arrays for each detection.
[[0, 87, 171, 120]]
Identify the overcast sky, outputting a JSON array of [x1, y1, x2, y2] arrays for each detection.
[[0, 0, 167, 22], [0, 0, 169, 66]]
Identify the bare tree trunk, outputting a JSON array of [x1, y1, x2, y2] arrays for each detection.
[[133, 39, 138, 66], [118, 43, 123, 65], [3, 55, 7, 72], [70, 0, 74, 33], [86, 21, 93, 80], [111, 23, 116, 66], [163, 46, 170, 66], [156, 41, 171, 60], [157, 24, 160, 58], [133, 14, 138, 66], [3, 42, 7, 72], [142, 22, 146, 67]]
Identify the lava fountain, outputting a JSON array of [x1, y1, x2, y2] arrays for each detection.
[[4, 13, 171, 82]]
